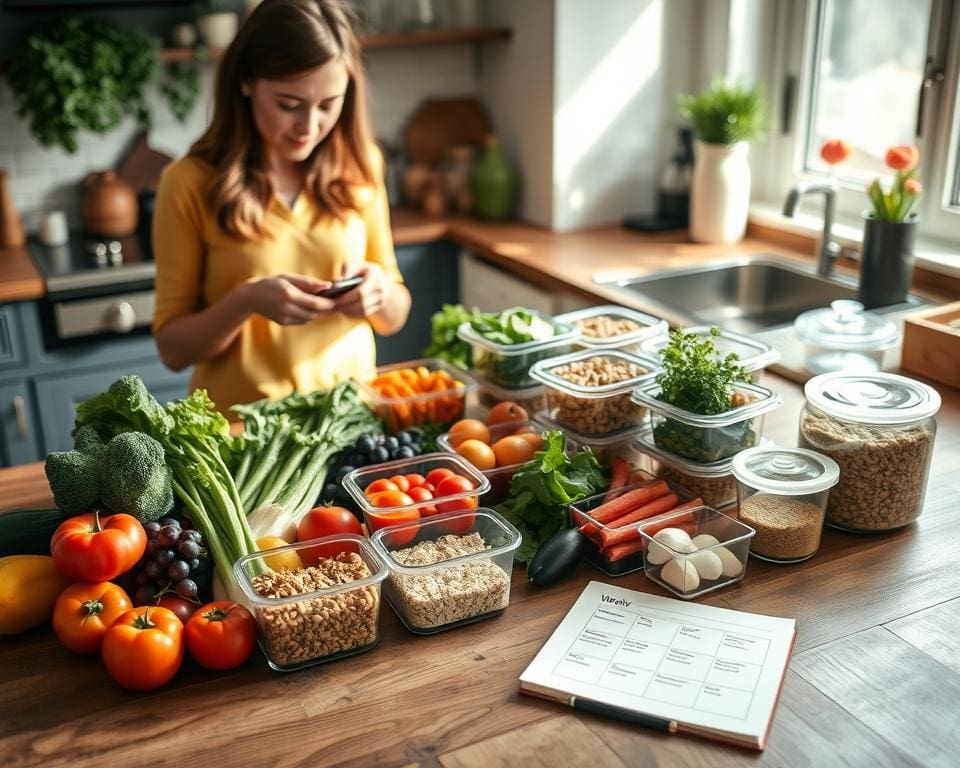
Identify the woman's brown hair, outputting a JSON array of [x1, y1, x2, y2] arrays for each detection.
[[190, 0, 375, 239]]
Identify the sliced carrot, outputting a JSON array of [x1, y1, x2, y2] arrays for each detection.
[[579, 480, 670, 533], [603, 457, 631, 502], [627, 470, 649, 485], [602, 538, 645, 563], [599, 493, 679, 548]]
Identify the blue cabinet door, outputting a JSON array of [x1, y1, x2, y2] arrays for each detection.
[[378, 241, 460, 365], [0, 381, 40, 467]]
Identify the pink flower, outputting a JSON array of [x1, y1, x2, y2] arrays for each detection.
[[904, 178, 922, 195], [820, 139, 851, 166], [885, 145, 919, 171]]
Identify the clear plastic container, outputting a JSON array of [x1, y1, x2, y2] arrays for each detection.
[[569, 473, 695, 577], [437, 418, 547, 505], [457, 315, 580, 388], [640, 326, 780, 374], [732, 445, 840, 563], [633, 379, 782, 463], [554, 305, 667, 352], [232, 534, 388, 672], [471, 369, 547, 415], [370, 508, 521, 634], [798, 372, 940, 532], [342, 453, 491, 536], [631, 427, 772, 509], [536, 411, 645, 467], [639, 506, 755, 600], [794, 300, 900, 375], [529, 349, 659, 437], [358, 358, 477, 431]]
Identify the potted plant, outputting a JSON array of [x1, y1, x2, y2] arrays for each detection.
[[6, 17, 199, 154], [196, 0, 240, 50], [820, 140, 923, 307], [678, 78, 767, 244]]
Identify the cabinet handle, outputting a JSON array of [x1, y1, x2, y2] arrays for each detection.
[[13, 395, 27, 439]]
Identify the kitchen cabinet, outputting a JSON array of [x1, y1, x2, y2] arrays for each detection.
[[378, 240, 460, 365], [0, 380, 39, 467]]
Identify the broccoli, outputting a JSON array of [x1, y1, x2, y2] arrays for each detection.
[[99, 431, 174, 523], [44, 426, 105, 514]]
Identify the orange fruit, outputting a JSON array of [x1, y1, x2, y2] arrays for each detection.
[[516, 431, 544, 452], [491, 435, 536, 467], [447, 418, 490, 447], [456, 439, 497, 470], [485, 401, 528, 426]]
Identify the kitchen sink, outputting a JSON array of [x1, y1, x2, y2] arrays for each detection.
[[594, 255, 922, 333]]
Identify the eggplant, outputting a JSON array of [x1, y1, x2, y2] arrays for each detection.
[[528, 528, 585, 586]]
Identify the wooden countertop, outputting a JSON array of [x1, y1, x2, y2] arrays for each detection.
[[2, 373, 960, 766]]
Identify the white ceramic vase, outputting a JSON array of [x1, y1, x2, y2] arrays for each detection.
[[689, 139, 751, 244], [197, 12, 239, 50]]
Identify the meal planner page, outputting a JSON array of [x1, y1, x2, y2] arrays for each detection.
[[519, 581, 796, 744]]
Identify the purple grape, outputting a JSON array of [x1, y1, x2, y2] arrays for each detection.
[[175, 579, 198, 599], [157, 548, 175, 566], [158, 525, 180, 547], [144, 521, 161, 537], [178, 540, 200, 560], [145, 560, 164, 579], [168, 560, 190, 581], [134, 585, 157, 605]]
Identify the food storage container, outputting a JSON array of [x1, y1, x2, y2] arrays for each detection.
[[732, 445, 839, 563], [639, 506, 755, 599], [342, 453, 491, 536], [529, 349, 660, 437], [457, 315, 580, 388], [631, 427, 771, 509], [569, 473, 695, 577], [633, 379, 782, 463], [536, 411, 645, 467], [233, 534, 388, 672], [437, 418, 547, 505], [794, 300, 900, 375], [370, 508, 521, 634], [470, 369, 547, 415], [640, 325, 780, 377], [555, 305, 667, 352], [798, 372, 940, 532], [359, 358, 477, 431]]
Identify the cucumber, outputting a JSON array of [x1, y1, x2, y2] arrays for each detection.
[[527, 528, 585, 586], [0, 508, 64, 557]]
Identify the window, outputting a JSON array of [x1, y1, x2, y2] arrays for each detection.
[[758, 0, 960, 244]]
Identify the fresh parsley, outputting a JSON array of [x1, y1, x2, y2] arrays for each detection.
[[655, 327, 749, 415]]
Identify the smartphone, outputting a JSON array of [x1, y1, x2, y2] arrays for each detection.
[[316, 275, 363, 298]]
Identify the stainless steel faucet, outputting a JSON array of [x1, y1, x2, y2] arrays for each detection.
[[782, 180, 842, 277]]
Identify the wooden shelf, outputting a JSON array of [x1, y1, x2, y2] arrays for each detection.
[[160, 26, 511, 63]]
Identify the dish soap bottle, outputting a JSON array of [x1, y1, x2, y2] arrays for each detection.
[[658, 126, 693, 227], [470, 135, 516, 221]]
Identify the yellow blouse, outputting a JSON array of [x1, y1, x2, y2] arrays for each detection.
[[151, 152, 402, 413]]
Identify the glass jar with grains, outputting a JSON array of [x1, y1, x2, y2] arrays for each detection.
[[797, 372, 941, 532], [732, 445, 839, 562]]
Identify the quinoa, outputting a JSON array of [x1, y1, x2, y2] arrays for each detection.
[[739, 493, 824, 561], [656, 465, 738, 508], [387, 533, 511, 630]]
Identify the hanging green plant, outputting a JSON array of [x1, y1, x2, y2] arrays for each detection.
[[6, 17, 199, 154]]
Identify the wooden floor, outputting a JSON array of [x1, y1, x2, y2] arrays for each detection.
[[2, 375, 959, 767]]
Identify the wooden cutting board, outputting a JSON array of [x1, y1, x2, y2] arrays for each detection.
[[403, 97, 492, 165], [118, 131, 175, 194]]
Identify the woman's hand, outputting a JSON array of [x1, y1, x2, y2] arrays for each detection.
[[243, 274, 336, 325], [332, 263, 387, 319]]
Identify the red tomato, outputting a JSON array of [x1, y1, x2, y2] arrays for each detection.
[[101, 606, 183, 690], [424, 467, 455, 487], [388, 474, 410, 493], [366, 509, 421, 547], [435, 503, 478, 535], [364, 479, 399, 497], [184, 601, 257, 671], [53, 581, 133, 654], [368, 490, 414, 508], [407, 486, 437, 516], [404, 473, 426, 489], [156, 595, 200, 624], [423, 482, 436, 494], [50, 511, 147, 582], [297, 506, 363, 564], [434, 474, 476, 498]]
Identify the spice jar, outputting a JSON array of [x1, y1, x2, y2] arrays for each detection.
[[797, 372, 940, 532], [732, 445, 839, 563]]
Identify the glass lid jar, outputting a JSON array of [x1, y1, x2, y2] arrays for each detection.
[[803, 371, 941, 426], [731, 445, 839, 495], [794, 301, 900, 375]]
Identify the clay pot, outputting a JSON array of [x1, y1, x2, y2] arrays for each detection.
[[81, 171, 138, 237]]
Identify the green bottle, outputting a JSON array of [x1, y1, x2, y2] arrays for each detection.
[[470, 135, 516, 221]]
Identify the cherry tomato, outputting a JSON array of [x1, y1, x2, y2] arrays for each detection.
[[388, 474, 411, 493], [456, 439, 497, 470], [368, 490, 414, 508], [434, 474, 476, 498], [407, 486, 437, 516], [485, 401, 528, 426], [101, 606, 184, 690], [404, 473, 426, 489], [424, 467, 455, 487], [53, 581, 133, 655], [447, 419, 490, 447], [366, 509, 421, 546], [184, 601, 257, 671], [50, 511, 147, 582], [364, 479, 399, 497], [434, 500, 478, 534], [297, 506, 363, 564], [423, 482, 436, 493], [491, 435, 536, 467]]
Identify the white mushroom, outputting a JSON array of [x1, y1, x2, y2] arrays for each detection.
[[692, 534, 720, 549], [647, 527, 696, 565], [714, 546, 744, 577], [660, 558, 700, 593], [688, 550, 724, 580]]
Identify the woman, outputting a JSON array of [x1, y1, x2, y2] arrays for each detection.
[[152, 0, 410, 413]]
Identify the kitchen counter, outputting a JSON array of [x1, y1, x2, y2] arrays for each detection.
[[2, 373, 960, 766]]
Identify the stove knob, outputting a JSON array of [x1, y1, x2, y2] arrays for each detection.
[[106, 300, 136, 333]]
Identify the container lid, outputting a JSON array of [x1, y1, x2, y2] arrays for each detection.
[[632, 379, 783, 427], [457, 315, 580, 356], [554, 305, 668, 350], [471, 368, 545, 398], [535, 410, 647, 447], [358, 358, 477, 402], [528, 349, 660, 398], [732, 445, 840, 495], [633, 427, 772, 477], [794, 300, 900, 350], [640, 326, 780, 372], [804, 372, 942, 425]]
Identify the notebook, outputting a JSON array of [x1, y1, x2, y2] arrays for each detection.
[[519, 581, 796, 750]]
